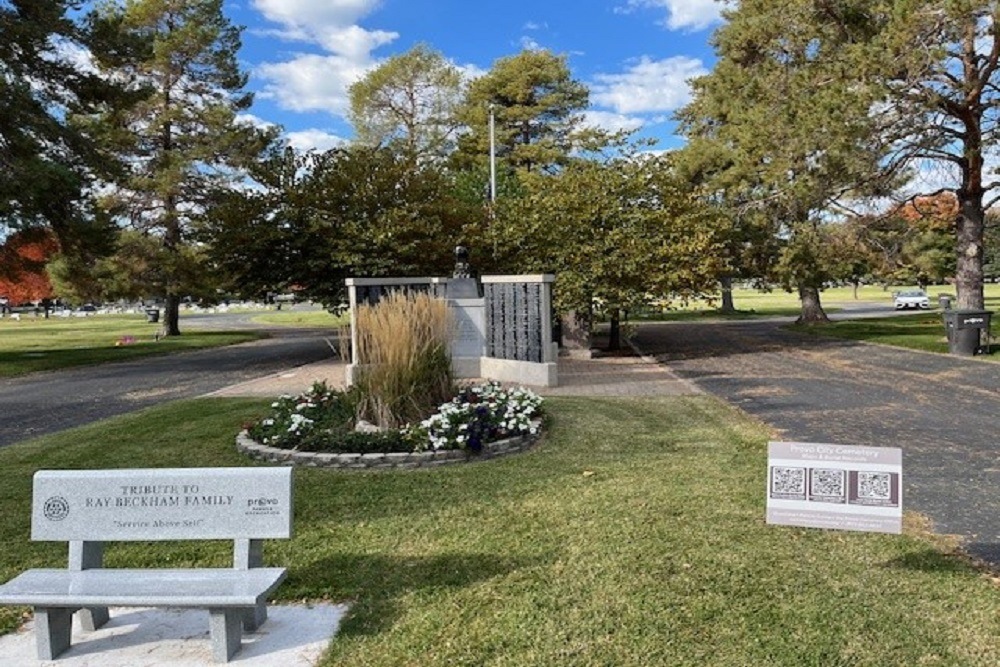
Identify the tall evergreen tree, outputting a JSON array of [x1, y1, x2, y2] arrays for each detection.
[[82, 0, 274, 335], [682, 1, 1000, 312], [0, 0, 118, 267], [677, 1, 897, 323], [456, 49, 589, 176]]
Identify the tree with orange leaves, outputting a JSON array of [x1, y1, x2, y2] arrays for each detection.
[[0, 230, 58, 307]]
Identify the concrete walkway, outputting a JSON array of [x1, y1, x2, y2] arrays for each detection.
[[205, 353, 701, 399], [0, 603, 347, 666]]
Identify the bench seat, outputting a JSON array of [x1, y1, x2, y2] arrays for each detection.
[[0, 567, 287, 662], [0, 567, 287, 608]]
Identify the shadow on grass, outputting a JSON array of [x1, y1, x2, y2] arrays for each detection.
[[883, 548, 974, 574], [286, 551, 548, 638]]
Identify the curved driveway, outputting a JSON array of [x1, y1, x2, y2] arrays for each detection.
[[631, 319, 1000, 565], [0, 327, 334, 448]]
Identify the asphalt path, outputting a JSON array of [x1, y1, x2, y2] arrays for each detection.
[[0, 322, 336, 448], [631, 312, 1000, 566]]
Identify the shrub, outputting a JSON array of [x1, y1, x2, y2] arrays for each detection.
[[353, 291, 454, 429]]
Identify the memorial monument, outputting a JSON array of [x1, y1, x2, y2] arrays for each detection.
[[344, 246, 558, 387]]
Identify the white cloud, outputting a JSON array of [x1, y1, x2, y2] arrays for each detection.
[[251, 0, 396, 55], [617, 0, 723, 32], [251, 0, 395, 119], [591, 56, 707, 114], [285, 129, 349, 152], [520, 36, 543, 51], [582, 110, 646, 134], [236, 113, 279, 131], [316, 25, 397, 59], [457, 63, 487, 82], [256, 53, 372, 115]]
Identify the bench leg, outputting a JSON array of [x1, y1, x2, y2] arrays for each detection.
[[242, 603, 267, 632], [209, 608, 243, 663], [34, 607, 73, 660], [78, 606, 110, 631]]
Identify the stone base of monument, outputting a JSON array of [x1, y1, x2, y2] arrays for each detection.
[[480, 357, 558, 387], [346, 357, 558, 388]]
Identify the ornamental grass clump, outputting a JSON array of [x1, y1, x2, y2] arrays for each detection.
[[354, 291, 454, 429]]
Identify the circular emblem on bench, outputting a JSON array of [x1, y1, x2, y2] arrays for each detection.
[[43, 496, 70, 521]]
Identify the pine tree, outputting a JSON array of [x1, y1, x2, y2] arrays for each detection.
[[0, 0, 118, 263], [83, 0, 275, 335]]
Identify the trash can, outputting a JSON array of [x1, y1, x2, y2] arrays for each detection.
[[942, 310, 993, 355], [938, 294, 954, 310], [145, 308, 160, 323]]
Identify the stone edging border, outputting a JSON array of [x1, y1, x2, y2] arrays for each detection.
[[236, 430, 539, 470]]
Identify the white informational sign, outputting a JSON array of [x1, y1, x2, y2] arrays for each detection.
[[766, 442, 902, 534]]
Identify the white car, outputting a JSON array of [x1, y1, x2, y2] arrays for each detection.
[[893, 289, 930, 310]]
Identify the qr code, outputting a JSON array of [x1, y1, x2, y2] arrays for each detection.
[[771, 467, 805, 495], [858, 472, 892, 500], [810, 469, 845, 498]]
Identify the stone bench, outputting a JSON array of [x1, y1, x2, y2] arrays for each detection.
[[0, 467, 293, 663]]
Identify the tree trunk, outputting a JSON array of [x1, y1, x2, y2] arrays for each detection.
[[164, 293, 181, 336], [955, 191, 986, 310], [607, 308, 621, 351], [796, 285, 829, 324], [719, 276, 736, 313], [852, 280, 859, 300], [953, 20, 986, 311], [560, 309, 593, 358]]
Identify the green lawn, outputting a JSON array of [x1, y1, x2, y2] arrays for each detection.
[[793, 313, 999, 359], [1, 396, 998, 665], [0, 315, 261, 378]]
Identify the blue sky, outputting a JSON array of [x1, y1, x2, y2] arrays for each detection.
[[225, 0, 724, 152]]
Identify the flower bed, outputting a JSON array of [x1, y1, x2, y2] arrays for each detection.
[[239, 381, 543, 468]]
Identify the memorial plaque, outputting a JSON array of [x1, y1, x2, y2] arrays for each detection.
[[449, 299, 486, 358], [32, 468, 293, 541], [485, 284, 500, 358], [516, 283, 530, 361], [502, 284, 516, 360], [529, 284, 543, 362], [766, 442, 902, 534]]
